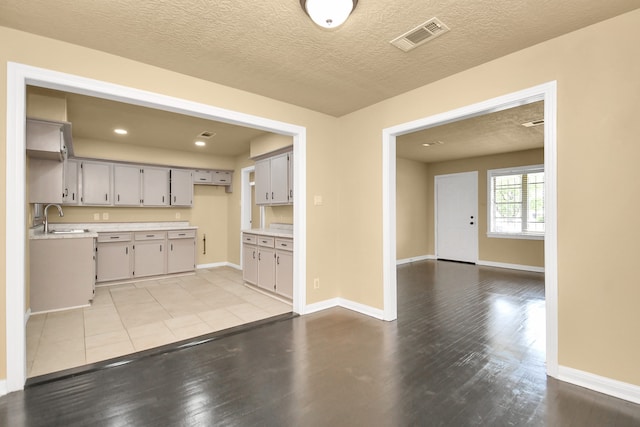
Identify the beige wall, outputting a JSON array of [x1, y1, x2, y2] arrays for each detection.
[[338, 10, 640, 386], [396, 158, 430, 260], [2, 8, 640, 389]]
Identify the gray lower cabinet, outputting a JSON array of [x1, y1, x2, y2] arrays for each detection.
[[167, 230, 196, 273], [96, 233, 133, 282], [133, 232, 166, 278], [30, 237, 95, 313], [242, 232, 293, 298]]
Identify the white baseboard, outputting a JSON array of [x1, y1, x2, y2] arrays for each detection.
[[25, 308, 31, 326], [197, 262, 241, 270], [0, 379, 7, 397], [396, 254, 435, 265], [558, 366, 640, 404], [303, 297, 384, 320], [477, 260, 544, 273]]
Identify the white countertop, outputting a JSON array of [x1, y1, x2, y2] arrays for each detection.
[[30, 222, 197, 240], [242, 223, 293, 238]]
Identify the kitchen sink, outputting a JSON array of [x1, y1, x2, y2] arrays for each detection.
[[49, 229, 91, 234]]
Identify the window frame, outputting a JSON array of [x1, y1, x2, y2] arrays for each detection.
[[487, 164, 545, 240]]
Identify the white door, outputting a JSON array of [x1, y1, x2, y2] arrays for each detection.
[[435, 171, 478, 263]]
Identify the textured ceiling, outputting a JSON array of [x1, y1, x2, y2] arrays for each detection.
[[396, 101, 544, 163], [2, 1, 639, 116]]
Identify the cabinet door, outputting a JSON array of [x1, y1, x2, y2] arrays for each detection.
[[242, 243, 258, 285], [28, 158, 63, 204], [275, 250, 293, 299], [114, 165, 142, 206], [82, 161, 112, 205], [254, 159, 271, 205], [134, 240, 166, 278], [287, 151, 293, 203], [170, 169, 193, 206], [270, 153, 289, 204], [168, 238, 196, 273], [63, 159, 79, 205], [96, 242, 131, 282], [212, 171, 232, 185], [142, 167, 170, 206], [257, 247, 276, 291]]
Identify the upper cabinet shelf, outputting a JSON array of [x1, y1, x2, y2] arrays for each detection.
[[26, 118, 73, 161]]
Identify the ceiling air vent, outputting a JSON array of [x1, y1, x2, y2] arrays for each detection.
[[198, 131, 216, 138], [390, 17, 450, 52]]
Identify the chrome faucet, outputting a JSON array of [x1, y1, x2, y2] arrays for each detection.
[[43, 204, 64, 233]]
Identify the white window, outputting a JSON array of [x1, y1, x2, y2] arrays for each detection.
[[488, 164, 544, 239]]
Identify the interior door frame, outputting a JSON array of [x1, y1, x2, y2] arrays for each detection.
[[434, 171, 478, 263], [382, 81, 558, 378], [5, 62, 307, 392]]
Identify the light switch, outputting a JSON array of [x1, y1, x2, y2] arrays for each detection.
[[314, 195, 323, 206]]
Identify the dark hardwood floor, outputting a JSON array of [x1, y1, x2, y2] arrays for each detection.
[[2, 260, 640, 426]]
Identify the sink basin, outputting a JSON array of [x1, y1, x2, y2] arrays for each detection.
[[49, 229, 90, 234]]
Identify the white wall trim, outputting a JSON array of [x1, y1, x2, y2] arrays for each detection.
[[303, 297, 384, 320], [0, 380, 7, 397], [558, 366, 640, 405], [5, 62, 307, 393], [304, 298, 339, 315], [240, 165, 255, 269], [476, 260, 545, 273], [396, 254, 435, 265], [196, 262, 241, 270], [383, 81, 559, 378], [24, 308, 31, 326]]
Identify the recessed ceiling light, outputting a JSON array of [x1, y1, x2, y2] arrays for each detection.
[[422, 141, 444, 147], [195, 141, 206, 147], [114, 128, 128, 135]]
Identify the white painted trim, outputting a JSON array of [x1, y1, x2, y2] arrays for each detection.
[[383, 81, 559, 379], [434, 171, 479, 263], [196, 262, 241, 270], [338, 298, 385, 320], [240, 165, 255, 269], [558, 366, 640, 405], [396, 254, 435, 265], [476, 260, 545, 273], [304, 298, 339, 315], [5, 62, 307, 392], [0, 380, 7, 397], [24, 309, 31, 326]]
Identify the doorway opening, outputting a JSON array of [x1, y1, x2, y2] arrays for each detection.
[[6, 63, 307, 392], [382, 82, 558, 378]]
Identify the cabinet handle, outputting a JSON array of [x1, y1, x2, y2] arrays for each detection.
[[105, 193, 108, 201], [160, 245, 162, 252], [110, 236, 120, 239], [272, 192, 274, 200], [117, 194, 120, 202], [125, 247, 128, 255], [266, 192, 269, 200], [258, 252, 261, 261], [72, 193, 75, 201], [290, 189, 292, 199], [162, 196, 165, 203], [252, 250, 255, 259], [277, 255, 279, 265], [171, 243, 173, 251], [174, 196, 176, 203], [179, 233, 186, 236], [146, 234, 154, 237]]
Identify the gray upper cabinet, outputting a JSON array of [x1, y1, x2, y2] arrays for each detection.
[[81, 161, 112, 205], [142, 167, 169, 206], [62, 159, 79, 205], [170, 169, 193, 206], [255, 151, 293, 206], [26, 118, 71, 161], [28, 158, 63, 204], [114, 165, 142, 206]]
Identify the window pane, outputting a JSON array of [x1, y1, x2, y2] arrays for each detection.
[[526, 172, 544, 233], [493, 174, 522, 232]]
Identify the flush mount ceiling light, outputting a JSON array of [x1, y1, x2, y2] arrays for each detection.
[[114, 128, 128, 135], [422, 141, 444, 147], [300, 0, 358, 29], [195, 141, 206, 147]]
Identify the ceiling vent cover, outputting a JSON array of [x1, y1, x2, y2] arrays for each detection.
[[198, 131, 216, 138], [390, 17, 450, 52]]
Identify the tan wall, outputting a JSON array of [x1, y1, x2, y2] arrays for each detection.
[[250, 133, 293, 158], [396, 158, 430, 260], [0, 26, 341, 381], [425, 149, 545, 267], [338, 10, 640, 386], [2, 9, 640, 389]]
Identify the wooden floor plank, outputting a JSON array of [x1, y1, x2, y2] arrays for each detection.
[[1, 260, 639, 426]]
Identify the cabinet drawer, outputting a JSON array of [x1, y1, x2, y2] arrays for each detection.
[[135, 231, 166, 241], [97, 232, 132, 243], [243, 234, 257, 244], [257, 236, 275, 248], [212, 171, 232, 185], [275, 238, 293, 251], [193, 170, 213, 183], [168, 229, 196, 239]]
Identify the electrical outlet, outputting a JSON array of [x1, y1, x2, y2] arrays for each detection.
[[313, 278, 320, 289], [102, 212, 109, 220], [313, 195, 323, 206], [175, 212, 181, 219], [93, 213, 100, 221]]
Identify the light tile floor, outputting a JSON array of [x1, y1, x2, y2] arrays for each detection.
[[26, 267, 292, 378]]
